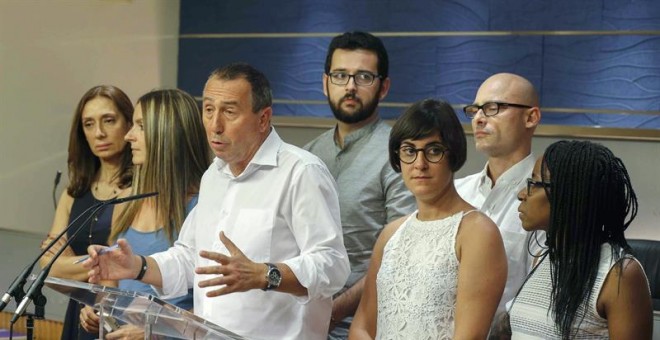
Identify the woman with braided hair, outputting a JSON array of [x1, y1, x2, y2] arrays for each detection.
[[510, 140, 652, 339]]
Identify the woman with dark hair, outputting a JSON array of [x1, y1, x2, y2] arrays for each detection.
[[39, 85, 133, 339], [79, 89, 210, 339], [511, 140, 652, 339], [350, 99, 507, 339]]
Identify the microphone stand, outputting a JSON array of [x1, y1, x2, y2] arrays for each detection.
[[10, 202, 105, 327], [1, 191, 157, 340], [9, 192, 158, 326], [0, 198, 105, 313]]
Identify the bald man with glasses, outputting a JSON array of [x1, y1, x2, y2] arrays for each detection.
[[455, 73, 544, 335]]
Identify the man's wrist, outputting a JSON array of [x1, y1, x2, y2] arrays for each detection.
[[260, 263, 269, 290]]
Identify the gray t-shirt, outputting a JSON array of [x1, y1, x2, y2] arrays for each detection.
[[304, 119, 416, 289]]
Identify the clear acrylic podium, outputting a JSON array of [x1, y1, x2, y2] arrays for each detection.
[[44, 277, 244, 339]]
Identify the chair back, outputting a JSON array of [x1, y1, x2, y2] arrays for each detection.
[[628, 239, 660, 311]]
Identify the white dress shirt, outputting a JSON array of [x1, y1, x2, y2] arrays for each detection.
[[151, 129, 350, 340], [455, 154, 543, 313]]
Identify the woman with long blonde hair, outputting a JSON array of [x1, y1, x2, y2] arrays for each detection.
[[80, 89, 210, 338]]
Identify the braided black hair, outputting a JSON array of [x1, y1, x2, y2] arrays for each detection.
[[541, 140, 638, 338]]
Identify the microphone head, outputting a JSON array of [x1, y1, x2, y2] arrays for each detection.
[[54, 170, 62, 185]]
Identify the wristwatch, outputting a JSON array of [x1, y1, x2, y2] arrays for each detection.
[[263, 263, 282, 291]]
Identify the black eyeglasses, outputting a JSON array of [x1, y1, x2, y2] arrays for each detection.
[[327, 71, 382, 86], [397, 143, 447, 164], [463, 102, 533, 119], [526, 178, 551, 196]]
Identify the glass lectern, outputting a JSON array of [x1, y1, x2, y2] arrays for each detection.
[[44, 277, 244, 339]]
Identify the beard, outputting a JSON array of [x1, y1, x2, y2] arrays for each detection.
[[328, 92, 380, 124]]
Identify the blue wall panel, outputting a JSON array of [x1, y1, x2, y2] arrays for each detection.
[[180, 0, 491, 34], [603, 1, 660, 30], [543, 36, 660, 110], [489, 0, 604, 30], [178, 0, 660, 129]]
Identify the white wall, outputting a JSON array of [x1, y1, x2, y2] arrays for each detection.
[[0, 0, 180, 322], [0, 0, 181, 235]]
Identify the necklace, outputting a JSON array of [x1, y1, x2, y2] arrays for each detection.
[[89, 211, 97, 243], [89, 198, 111, 243], [94, 181, 118, 201], [89, 206, 107, 244]]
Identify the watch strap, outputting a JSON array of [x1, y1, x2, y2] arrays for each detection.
[[135, 255, 147, 281]]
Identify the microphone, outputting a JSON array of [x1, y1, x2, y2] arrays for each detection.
[[52, 171, 62, 209], [2, 192, 158, 320], [0, 191, 104, 313], [109, 191, 158, 204]]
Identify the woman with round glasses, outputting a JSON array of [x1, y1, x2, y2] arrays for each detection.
[[350, 99, 507, 339], [511, 140, 652, 339]]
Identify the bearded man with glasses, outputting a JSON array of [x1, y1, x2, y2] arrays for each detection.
[[455, 73, 544, 337], [304, 31, 415, 339]]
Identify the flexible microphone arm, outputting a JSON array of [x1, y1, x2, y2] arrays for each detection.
[[0, 194, 105, 313], [11, 203, 107, 323], [0, 192, 158, 315], [10, 191, 158, 324]]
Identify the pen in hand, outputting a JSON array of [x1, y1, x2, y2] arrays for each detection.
[[73, 244, 119, 264]]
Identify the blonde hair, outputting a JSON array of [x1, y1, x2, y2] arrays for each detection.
[[110, 89, 210, 243]]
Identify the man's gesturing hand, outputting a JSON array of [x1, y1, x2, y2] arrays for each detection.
[[196, 231, 267, 297]]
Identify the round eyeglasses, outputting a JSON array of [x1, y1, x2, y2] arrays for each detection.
[[327, 71, 382, 86], [463, 102, 533, 119], [526, 178, 551, 196], [397, 144, 447, 164]]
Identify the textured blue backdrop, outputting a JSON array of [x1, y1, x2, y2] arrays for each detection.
[[178, 0, 660, 129]]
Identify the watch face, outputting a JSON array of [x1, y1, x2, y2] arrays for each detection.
[[268, 270, 280, 282], [267, 264, 282, 288]]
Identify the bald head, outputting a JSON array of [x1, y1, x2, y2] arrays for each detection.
[[476, 73, 539, 108], [471, 73, 541, 167]]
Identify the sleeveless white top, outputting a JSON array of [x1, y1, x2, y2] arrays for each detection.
[[510, 243, 635, 339], [376, 210, 475, 340]]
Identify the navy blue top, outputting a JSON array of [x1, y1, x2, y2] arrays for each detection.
[[62, 189, 115, 340]]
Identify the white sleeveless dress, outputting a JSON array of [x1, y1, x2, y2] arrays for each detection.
[[376, 210, 475, 340]]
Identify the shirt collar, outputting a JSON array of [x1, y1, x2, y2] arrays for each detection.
[[334, 118, 381, 149], [478, 153, 536, 186], [213, 127, 281, 176]]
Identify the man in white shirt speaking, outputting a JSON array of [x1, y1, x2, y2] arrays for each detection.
[[84, 63, 350, 340], [455, 73, 543, 330]]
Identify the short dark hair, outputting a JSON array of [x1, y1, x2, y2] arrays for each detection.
[[324, 31, 389, 78], [208, 62, 273, 112], [389, 99, 466, 173]]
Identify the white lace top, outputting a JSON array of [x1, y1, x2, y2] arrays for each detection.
[[376, 210, 474, 340]]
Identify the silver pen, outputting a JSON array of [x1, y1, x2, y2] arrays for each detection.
[[73, 244, 119, 264]]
